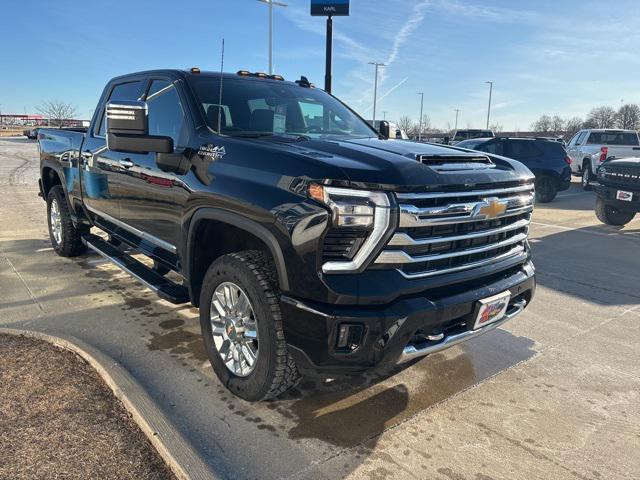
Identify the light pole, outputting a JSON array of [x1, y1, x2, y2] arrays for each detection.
[[454, 109, 460, 131], [485, 81, 493, 129], [417, 92, 424, 141], [257, 0, 288, 75], [382, 111, 387, 120], [369, 62, 385, 127]]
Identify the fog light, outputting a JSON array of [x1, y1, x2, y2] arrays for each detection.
[[335, 323, 364, 351]]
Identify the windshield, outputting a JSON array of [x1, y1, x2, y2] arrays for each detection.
[[188, 76, 377, 139]]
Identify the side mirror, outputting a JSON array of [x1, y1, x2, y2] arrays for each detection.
[[378, 120, 390, 139], [106, 101, 173, 154]]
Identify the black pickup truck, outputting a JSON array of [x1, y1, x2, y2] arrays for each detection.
[[596, 157, 640, 225], [38, 69, 536, 401]]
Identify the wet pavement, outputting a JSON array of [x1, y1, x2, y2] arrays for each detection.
[[1, 138, 639, 479]]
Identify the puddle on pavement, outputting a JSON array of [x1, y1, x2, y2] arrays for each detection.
[[148, 328, 208, 362], [264, 328, 536, 448]]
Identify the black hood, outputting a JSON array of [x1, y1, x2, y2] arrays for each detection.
[[284, 137, 532, 190], [603, 157, 640, 169], [224, 136, 534, 191]]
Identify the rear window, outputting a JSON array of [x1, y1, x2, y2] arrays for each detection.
[[95, 80, 144, 136], [509, 140, 542, 158], [454, 130, 493, 141], [586, 132, 639, 146]]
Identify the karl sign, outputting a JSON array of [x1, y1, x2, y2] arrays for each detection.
[[311, 0, 350, 16]]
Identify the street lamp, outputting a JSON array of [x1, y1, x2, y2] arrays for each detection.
[[417, 92, 424, 141], [369, 62, 385, 127], [454, 109, 460, 131], [257, 0, 288, 75], [485, 81, 493, 129]]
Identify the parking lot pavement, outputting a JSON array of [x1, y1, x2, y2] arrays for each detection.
[[1, 138, 639, 480]]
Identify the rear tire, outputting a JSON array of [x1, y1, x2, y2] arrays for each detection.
[[595, 197, 636, 226], [535, 176, 558, 203], [46, 185, 87, 257], [581, 161, 593, 191], [199, 250, 301, 401]]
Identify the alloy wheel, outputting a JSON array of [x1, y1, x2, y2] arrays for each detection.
[[50, 198, 63, 245], [210, 282, 259, 377]]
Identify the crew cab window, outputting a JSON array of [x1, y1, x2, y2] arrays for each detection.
[[146, 80, 186, 148], [477, 140, 504, 156], [586, 131, 639, 146], [575, 132, 587, 146], [96, 80, 143, 136], [509, 140, 541, 158]]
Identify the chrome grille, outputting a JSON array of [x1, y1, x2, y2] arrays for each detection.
[[375, 183, 534, 279]]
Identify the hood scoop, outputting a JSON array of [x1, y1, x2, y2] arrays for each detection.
[[416, 153, 495, 172]]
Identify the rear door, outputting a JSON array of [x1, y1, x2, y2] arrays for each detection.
[[81, 80, 145, 222], [116, 78, 192, 252]]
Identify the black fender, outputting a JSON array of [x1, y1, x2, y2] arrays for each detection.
[[40, 161, 73, 209], [184, 207, 290, 295]]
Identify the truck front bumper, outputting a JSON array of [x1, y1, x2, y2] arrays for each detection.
[[281, 262, 536, 376], [596, 184, 640, 212]]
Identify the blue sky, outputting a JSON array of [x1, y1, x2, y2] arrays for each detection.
[[2, 0, 639, 130]]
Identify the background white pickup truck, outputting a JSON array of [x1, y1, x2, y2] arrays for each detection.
[[567, 129, 640, 189]]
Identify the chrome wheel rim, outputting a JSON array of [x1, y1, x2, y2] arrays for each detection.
[[50, 199, 63, 245], [210, 282, 259, 377]]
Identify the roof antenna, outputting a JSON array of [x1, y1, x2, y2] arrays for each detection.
[[217, 38, 225, 134]]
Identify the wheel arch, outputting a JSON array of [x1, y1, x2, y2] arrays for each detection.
[[41, 165, 63, 199], [185, 208, 290, 307]]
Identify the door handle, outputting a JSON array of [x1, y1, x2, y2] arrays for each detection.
[[119, 159, 134, 169]]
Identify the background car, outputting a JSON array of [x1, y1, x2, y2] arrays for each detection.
[[456, 137, 572, 203], [566, 129, 640, 190], [23, 127, 40, 139]]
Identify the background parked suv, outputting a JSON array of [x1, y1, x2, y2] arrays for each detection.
[[566, 129, 640, 190], [456, 137, 572, 203]]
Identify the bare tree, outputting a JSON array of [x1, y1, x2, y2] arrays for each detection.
[[564, 117, 583, 139], [531, 114, 553, 132], [419, 114, 432, 135], [398, 115, 415, 136], [489, 123, 503, 134], [586, 106, 617, 129], [550, 115, 565, 134], [616, 104, 640, 130], [36, 100, 77, 127]]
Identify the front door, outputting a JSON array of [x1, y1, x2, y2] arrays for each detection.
[[116, 78, 191, 253]]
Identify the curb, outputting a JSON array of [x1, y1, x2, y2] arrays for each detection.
[[0, 328, 218, 480]]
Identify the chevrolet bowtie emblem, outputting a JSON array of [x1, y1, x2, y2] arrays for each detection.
[[475, 197, 508, 219]]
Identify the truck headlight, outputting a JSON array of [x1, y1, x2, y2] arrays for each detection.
[[309, 184, 392, 273]]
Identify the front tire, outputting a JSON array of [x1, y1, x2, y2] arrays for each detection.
[[581, 161, 593, 191], [46, 185, 87, 257], [535, 176, 558, 203], [595, 197, 636, 226], [199, 250, 300, 401]]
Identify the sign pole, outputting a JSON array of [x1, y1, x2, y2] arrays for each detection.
[[325, 15, 333, 93]]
